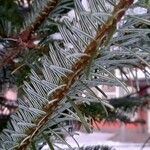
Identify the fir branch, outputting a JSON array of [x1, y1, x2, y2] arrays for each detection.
[[0, 0, 60, 70], [78, 93, 149, 122], [28, 0, 59, 32], [20, 0, 61, 41], [16, 0, 134, 149], [109, 95, 149, 109]]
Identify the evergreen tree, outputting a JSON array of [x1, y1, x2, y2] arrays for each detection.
[[0, 0, 150, 149]]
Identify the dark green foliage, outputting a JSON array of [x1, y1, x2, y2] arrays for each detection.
[[0, 116, 9, 132], [78, 94, 147, 122], [78, 102, 117, 121], [0, 0, 23, 36]]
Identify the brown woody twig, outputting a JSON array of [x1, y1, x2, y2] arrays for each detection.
[[0, 0, 60, 70], [16, 0, 134, 149]]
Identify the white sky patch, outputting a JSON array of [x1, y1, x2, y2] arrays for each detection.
[[49, 33, 63, 40], [132, 7, 147, 15], [23, 0, 29, 8], [33, 40, 40, 45], [68, 10, 75, 21], [64, 43, 74, 49], [82, 0, 90, 11]]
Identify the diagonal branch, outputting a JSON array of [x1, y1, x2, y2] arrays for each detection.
[[28, 0, 60, 33], [17, 0, 134, 149], [20, 0, 60, 42], [0, 0, 60, 70]]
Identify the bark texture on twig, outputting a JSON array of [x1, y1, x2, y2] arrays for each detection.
[[16, 0, 134, 149]]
